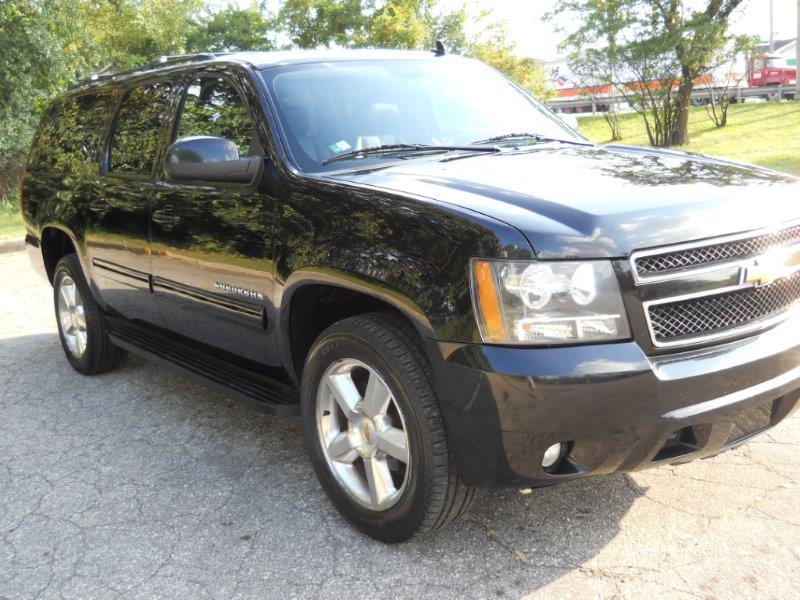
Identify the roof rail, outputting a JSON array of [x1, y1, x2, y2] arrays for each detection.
[[138, 53, 217, 71], [78, 53, 218, 88]]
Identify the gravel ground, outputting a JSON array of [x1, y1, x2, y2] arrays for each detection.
[[1, 250, 799, 600]]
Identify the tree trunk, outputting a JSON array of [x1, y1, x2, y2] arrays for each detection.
[[669, 71, 694, 146]]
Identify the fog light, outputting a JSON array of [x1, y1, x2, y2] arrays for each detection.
[[542, 443, 564, 469]]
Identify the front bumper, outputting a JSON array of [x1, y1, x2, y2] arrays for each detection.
[[427, 312, 800, 488]]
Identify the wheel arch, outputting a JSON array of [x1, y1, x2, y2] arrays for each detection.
[[278, 269, 435, 385], [40, 225, 81, 284]]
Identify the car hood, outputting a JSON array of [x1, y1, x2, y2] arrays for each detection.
[[328, 144, 800, 258]]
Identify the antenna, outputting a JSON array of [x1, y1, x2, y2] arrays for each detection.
[[433, 40, 446, 56]]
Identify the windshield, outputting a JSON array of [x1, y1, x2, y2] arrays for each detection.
[[261, 58, 586, 172], [765, 57, 789, 69]]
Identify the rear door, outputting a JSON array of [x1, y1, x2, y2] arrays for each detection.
[[86, 79, 175, 323], [150, 68, 279, 370]]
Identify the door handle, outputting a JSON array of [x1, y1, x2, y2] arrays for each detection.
[[88, 198, 111, 215], [152, 206, 181, 230]]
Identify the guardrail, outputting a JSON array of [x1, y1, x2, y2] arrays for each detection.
[[545, 84, 799, 112]]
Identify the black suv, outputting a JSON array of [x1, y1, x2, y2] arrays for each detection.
[[22, 50, 800, 542]]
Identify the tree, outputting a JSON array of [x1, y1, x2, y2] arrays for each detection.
[[275, 0, 367, 49], [705, 36, 754, 128], [552, 0, 624, 140], [366, 0, 469, 52], [275, 0, 551, 99], [187, 4, 275, 53], [552, 0, 746, 147], [0, 0, 206, 205], [0, 0, 71, 204], [467, 27, 552, 100], [68, 0, 204, 72]]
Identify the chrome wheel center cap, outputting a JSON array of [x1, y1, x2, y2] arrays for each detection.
[[351, 412, 379, 457]]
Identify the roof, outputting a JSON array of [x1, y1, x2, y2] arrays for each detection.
[[755, 38, 796, 56], [70, 48, 451, 91], [227, 48, 447, 68]]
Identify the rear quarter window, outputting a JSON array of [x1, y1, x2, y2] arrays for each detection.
[[27, 92, 115, 175], [110, 82, 173, 175]]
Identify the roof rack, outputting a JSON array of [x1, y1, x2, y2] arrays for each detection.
[[78, 53, 218, 87]]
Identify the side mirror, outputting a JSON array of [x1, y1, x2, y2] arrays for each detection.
[[164, 136, 261, 184]]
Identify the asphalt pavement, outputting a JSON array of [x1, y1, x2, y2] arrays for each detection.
[[1, 250, 798, 599]]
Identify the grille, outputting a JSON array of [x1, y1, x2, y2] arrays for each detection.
[[648, 272, 800, 344], [635, 223, 800, 277]]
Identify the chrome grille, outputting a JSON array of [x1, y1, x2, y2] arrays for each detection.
[[635, 223, 800, 277], [648, 272, 800, 344]]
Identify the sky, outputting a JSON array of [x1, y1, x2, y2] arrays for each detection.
[[228, 0, 799, 61], [452, 0, 799, 60]]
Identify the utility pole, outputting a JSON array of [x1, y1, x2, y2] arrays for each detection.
[[770, 0, 775, 53], [796, 0, 800, 100]]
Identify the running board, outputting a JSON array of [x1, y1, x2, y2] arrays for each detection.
[[108, 325, 299, 417]]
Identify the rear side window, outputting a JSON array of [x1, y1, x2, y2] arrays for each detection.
[[28, 92, 114, 174], [176, 77, 257, 157], [110, 82, 173, 174]]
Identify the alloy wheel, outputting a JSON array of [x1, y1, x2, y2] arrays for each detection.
[[57, 275, 88, 358], [316, 358, 411, 511]]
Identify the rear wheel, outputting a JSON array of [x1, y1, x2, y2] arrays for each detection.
[[53, 254, 124, 375], [301, 312, 474, 542]]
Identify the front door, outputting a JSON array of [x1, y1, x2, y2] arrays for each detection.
[[150, 71, 279, 370], [86, 80, 173, 324]]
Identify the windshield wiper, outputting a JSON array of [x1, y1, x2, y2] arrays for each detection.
[[322, 143, 498, 165], [471, 133, 589, 147]]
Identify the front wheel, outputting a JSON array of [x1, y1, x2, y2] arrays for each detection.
[[301, 312, 474, 542]]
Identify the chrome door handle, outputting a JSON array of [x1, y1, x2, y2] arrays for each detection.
[[152, 207, 181, 230], [88, 198, 111, 215]]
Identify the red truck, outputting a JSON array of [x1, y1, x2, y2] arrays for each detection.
[[748, 54, 797, 88]]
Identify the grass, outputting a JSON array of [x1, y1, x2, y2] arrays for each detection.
[[578, 102, 800, 176], [0, 204, 24, 240]]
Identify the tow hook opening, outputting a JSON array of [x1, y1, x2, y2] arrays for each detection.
[[653, 425, 703, 463]]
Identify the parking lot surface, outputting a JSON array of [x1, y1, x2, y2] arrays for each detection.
[[1, 250, 799, 599]]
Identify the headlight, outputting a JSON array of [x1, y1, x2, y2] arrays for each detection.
[[471, 259, 631, 345]]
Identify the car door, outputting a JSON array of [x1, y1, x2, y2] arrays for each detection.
[[85, 79, 174, 324], [150, 69, 279, 370]]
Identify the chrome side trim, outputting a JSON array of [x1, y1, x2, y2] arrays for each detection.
[[92, 258, 150, 283], [152, 276, 266, 324], [630, 218, 800, 285]]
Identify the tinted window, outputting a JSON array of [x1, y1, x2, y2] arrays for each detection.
[[176, 78, 257, 157], [110, 82, 173, 174], [28, 92, 114, 174]]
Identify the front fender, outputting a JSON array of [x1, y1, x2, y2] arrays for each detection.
[[278, 267, 435, 339]]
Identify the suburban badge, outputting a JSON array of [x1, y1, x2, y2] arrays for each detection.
[[214, 282, 264, 301]]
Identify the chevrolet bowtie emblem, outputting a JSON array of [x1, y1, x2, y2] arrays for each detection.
[[742, 246, 800, 288]]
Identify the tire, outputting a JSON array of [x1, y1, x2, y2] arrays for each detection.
[[301, 312, 474, 542], [53, 254, 125, 375]]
